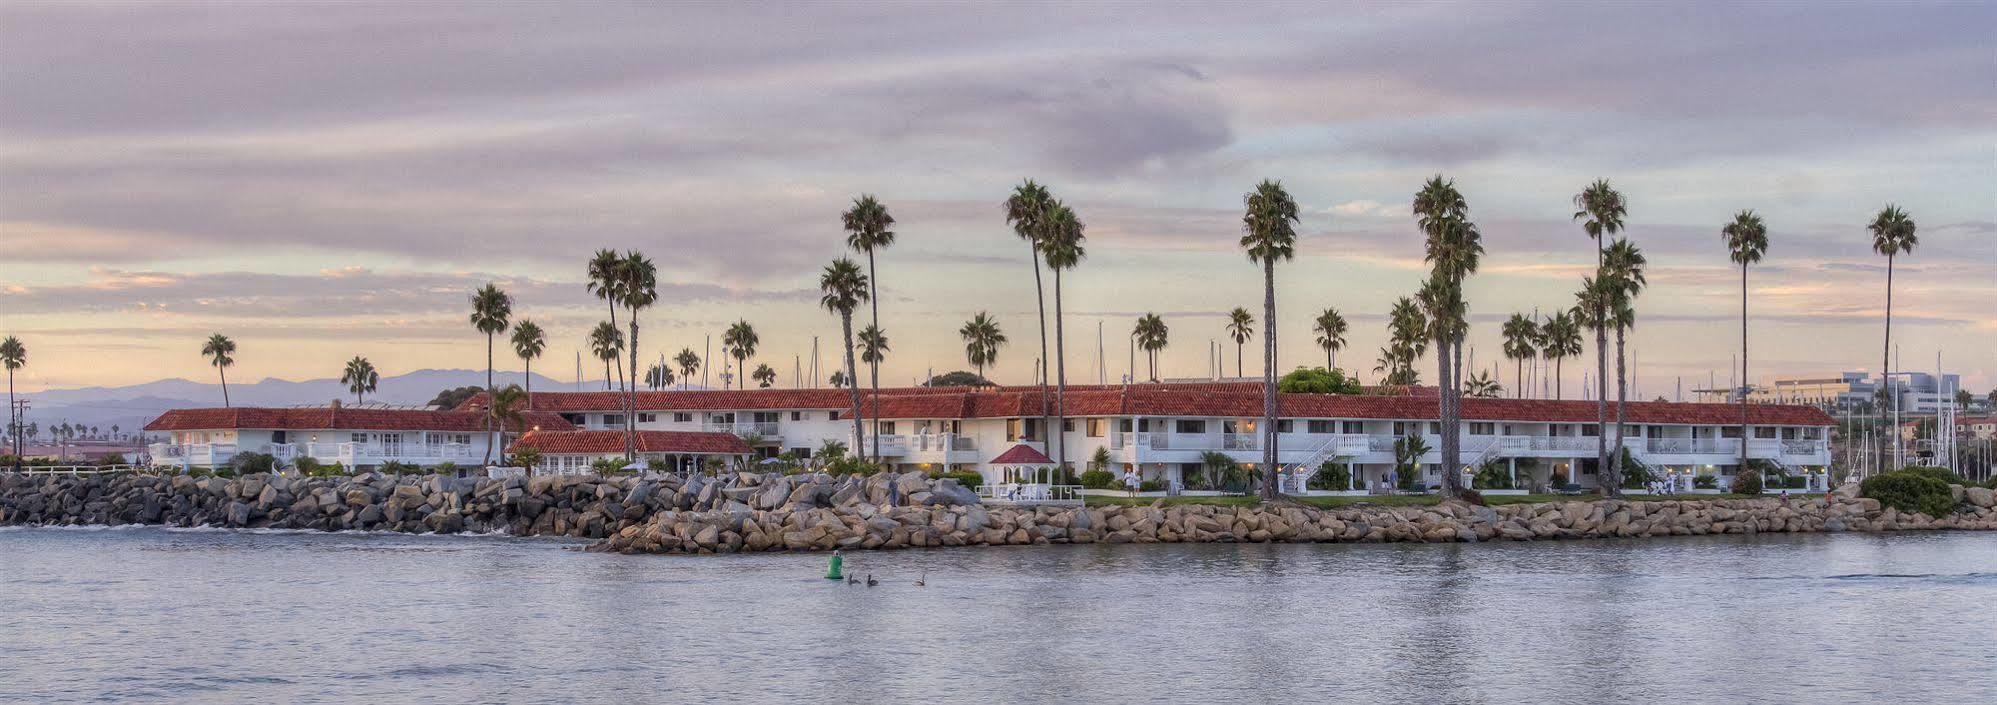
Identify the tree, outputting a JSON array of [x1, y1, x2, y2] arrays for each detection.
[[616, 251, 658, 462], [1242, 179, 1299, 501], [1380, 296, 1429, 386], [1465, 370, 1502, 398], [844, 195, 896, 455], [1312, 308, 1348, 372], [1042, 202, 1087, 476], [1278, 367, 1361, 394], [1502, 313, 1538, 399], [1134, 313, 1169, 382], [1955, 389, 1973, 409], [428, 385, 483, 410], [724, 320, 759, 390], [674, 348, 701, 391], [858, 326, 889, 373], [340, 356, 379, 404], [469, 284, 512, 465], [1572, 179, 1626, 486], [958, 311, 1007, 384], [589, 322, 624, 391], [510, 319, 546, 409], [1870, 205, 1918, 469], [829, 370, 849, 388], [1602, 239, 1646, 497], [1006, 180, 1057, 447], [646, 362, 673, 390], [1541, 310, 1582, 400], [1415, 175, 1481, 501], [1226, 307, 1255, 378], [1, 336, 23, 461], [1722, 209, 1769, 474], [586, 249, 627, 393], [487, 384, 528, 472], [201, 334, 237, 407], [924, 371, 991, 387], [752, 363, 777, 388], [819, 258, 870, 461]]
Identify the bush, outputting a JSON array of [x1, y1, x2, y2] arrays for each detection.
[[1861, 470, 1956, 518], [1781, 476, 1808, 490], [591, 457, 630, 475], [378, 460, 416, 475], [433, 461, 460, 475], [825, 456, 884, 477], [933, 470, 983, 490], [1139, 479, 1166, 492], [1308, 461, 1352, 491], [1278, 366, 1363, 394], [229, 451, 277, 475], [1088, 447, 1111, 472], [508, 449, 542, 471], [1079, 469, 1117, 490], [1473, 461, 1513, 490], [1730, 471, 1763, 495], [1616, 449, 1654, 489], [1693, 475, 1718, 490], [1896, 466, 1962, 485]]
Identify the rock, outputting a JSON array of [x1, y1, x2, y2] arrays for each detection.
[[1965, 487, 1994, 509]]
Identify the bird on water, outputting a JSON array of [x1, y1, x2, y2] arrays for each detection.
[[865, 574, 878, 587]]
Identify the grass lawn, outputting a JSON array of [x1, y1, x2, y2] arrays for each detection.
[[1084, 492, 1776, 509]]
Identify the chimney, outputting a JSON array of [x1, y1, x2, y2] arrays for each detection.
[[329, 399, 342, 410]]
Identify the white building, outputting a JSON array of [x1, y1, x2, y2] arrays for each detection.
[[507, 429, 752, 476], [143, 401, 573, 473]]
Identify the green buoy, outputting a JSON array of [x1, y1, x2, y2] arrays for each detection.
[[826, 549, 844, 580]]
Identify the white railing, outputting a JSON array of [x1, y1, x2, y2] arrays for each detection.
[[702, 421, 782, 437], [1222, 433, 1259, 451], [1645, 438, 1741, 454], [1781, 439, 1826, 456], [1525, 436, 1597, 452], [1368, 435, 1400, 452], [976, 483, 1084, 505], [870, 435, 911, 456], [951, 435, 977, 452]]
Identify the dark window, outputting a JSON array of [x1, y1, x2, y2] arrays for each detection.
[[1342, 421, 1364, 434], [1175, 419, 1206, 434], [673, 412, 692, 423], [1276, 420, 1294, 433], [1307, 420, 1334, 434]]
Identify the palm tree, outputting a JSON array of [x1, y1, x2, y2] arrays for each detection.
[[510, 319, 545, 409], [1572, 179, 1626, 483], [959, 311, 1007, 384], [1502, 313, 1538, 399], [1134, 313, 1169, 382], [1383, 296, 1429, 386], [1465, 370, 1502, 398], [201, 334, 237, 407], [1602, 238, 1647, 496], [1042, 202, 1087, 475], [819, 258, 870, 461], [1870, 205, 1918, 470], [487, 384, 528, 471], [1722, 210, 1769, 475], [674, 348, 701, 391], [829, 370, 849, 388], [1, 336, 24, 462], [469, 284, 512, 465], [844, 195, 896, 446], [341, 356, 379, 404], [1541, 310, 1582, 400], [1312, 308, 1348, 371], [723, 320, 759, 391], [858, 325, 889, 378], [586, 249, 627, 392], [1005, 181, 1057, 437], [589, 322, 624, 391], [616, 251, 658, 461], [752, 364, 777, 389], [1241, 179, 1299, 501], [1572, 276, 1613, 483], [646, 362, 673, 390], [1225, 307, 1255, 378], [1415, 175, 1481, 500]]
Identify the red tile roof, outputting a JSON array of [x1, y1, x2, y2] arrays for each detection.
[[454, 382, 1834, 427], [989, 444, 1054, 465], [144, 407, 575, 433], [508, 430, 751, 456]]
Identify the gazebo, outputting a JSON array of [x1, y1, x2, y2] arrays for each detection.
[[986, 443, 1077, 504]]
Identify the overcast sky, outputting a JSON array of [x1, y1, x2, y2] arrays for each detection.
[[2, 2, 1992, 396]]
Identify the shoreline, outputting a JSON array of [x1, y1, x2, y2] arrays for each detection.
[[4, 470, 1993, 554]]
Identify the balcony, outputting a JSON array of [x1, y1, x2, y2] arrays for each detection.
[[702, 421, 782, 440], [1222, 433, 1259, 451], [1645, 438, 1742, 455]]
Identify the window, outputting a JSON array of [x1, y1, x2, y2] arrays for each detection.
[[1005, 418, 1040, 441], [602, 414, 625, 426], [637, 413, 657, 423], [431, 433, 471, 445], [878, 421, 897, 434], [673, 413, 693, 423], [1581, 424, 1599, 437], [1086, 419, 1106, 437], [1175, 419, 1206, 434], [1118, 419, 1133, 433], [1062, 419, 1074, 432], [755, 412, 780, 424], [1427, 422, 1442, 434], [1342, 421, 1364, 434], [1307, 420, 1334, 434], [791, 412, 804, 421], [351, 433, 368, 443], [1720, 427, 1743, 439], [1276, 420, 1294, 433], [1780, 428, 1798, 439], [1469, 422, 1495, 435], [1393, 421, 1410, 436], [791, 447, 812, 459], [1755, 427, 1777, 439]]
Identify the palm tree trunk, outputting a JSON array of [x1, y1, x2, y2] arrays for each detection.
[[483, 333, 494, 465], [1236, 342, 1243, 378], [1052, 268, 1068, 481], [866, 250, 882, 463], [219, 365, 230, 408], [1740, 263, 1750, 478], [1262, 260, 1278, 500], [1516, 359, 1524, 399], [1555, 357, 1564, 401], [606, 301, 622, 392], [604, 359, 613, 391], [627, 316, 639, 462], [1609, 326, 1627, 499], [8, 369, 16, 463], [841, 312, 864, 463], [1029, 242, 1050, 453], [1881, 254, 1894, 473], [1438, 338, 1457, 499], [525, 358, 533, 411], [1595, 322, 1608, 488]]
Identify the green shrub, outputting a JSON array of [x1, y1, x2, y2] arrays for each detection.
[[1277, 366, 1362, 394], [433, 461, 459, 475], [1616, 449, 1655, 489], [1139, 479, 1165, 492], [1308, 461, 1352, 491], [933, 470, 983, 490], [1730, 471, 1763, 495], [1078, 469, 1117, 489], [507, 449, 542, 471], [591, 457, 628, 475], [229, 451, 277, 475], [1861, 470, 1956, 518], [1897, 466, 1962, 485], [1088, 446, 1111, 472], [1693, 475, 1718, 490], [1473, 461, 1513, 490], [825, 456, 884, 477], [1781, 476, 1808, 490], [378, 460, 416, 475]]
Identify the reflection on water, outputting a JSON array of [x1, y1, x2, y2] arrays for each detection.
[[2, 526, 1993, 703]]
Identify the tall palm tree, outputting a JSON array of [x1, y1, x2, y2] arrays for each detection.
[[1502, 313, 1538, 399], [488, 384, 528, 471], [674, 348, 701, 391], [586, 249, 627, 392], [1135, 313, 1169, 382], [1312, 307, 1348, 371], [1226, 307, 1255, 378], [201, 334, 237, 407], [615, 251, 657, 462], [1572, 179, 1626, 482], [469, 284, 512, 464], [1004, 181, 1057, 435], [646, 362, 673, 390], [510, 319, 545, 409], [1041, 202, 1087, 475], [959, 311, 1007, 384], [1572, 276, 1613, 483], [843, 195, 896, 447], [858, 325, 889, 383], [341, 356, 379, 404], [1542, 310, 1582, 400], [1384, 296, 1429, 386], [724, 320, 759, 391], [1465, 370, 1502, 398], [1241, 179, 1299, 501], [752, 364, 777, 389], [819, 258, 870, 461], [589, 322, 624, 391], [1869, 205, 1918, 470], [1722, 210, 1769, 475], [1602, 238, 1647, 496], [2, 336, 24, 461], [1415, 176, 1481, 500]]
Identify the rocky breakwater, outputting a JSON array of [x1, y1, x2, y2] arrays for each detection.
[[594, 484, 1997, 554], [0, 469, 982, 538]]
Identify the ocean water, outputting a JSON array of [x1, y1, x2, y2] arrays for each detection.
[[2, 526, 1993, 703]]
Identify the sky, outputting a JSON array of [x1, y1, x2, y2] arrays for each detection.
[[2, 2, 1993, 397]]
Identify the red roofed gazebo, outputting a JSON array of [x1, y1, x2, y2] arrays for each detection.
[[986, 443, 1077, 504]]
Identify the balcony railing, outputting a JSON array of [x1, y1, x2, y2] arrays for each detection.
[[702, 421, 782, 437], [1644, 438, 1742, 455], [1222, 433, 1259, 451]]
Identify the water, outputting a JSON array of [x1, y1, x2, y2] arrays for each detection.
[[2, 527, 1993, 703]]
